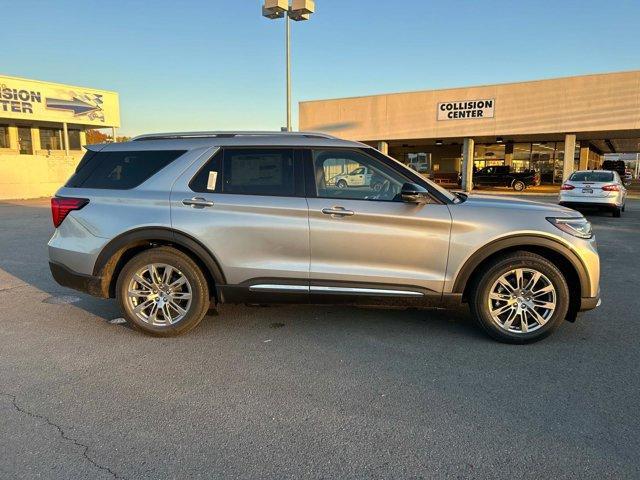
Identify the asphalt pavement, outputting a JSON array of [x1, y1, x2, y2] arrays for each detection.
[[1, 196, 639, 479]]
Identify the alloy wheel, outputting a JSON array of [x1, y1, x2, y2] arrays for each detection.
[[126, 263, 192, 326], [487, 268, 556, 334]]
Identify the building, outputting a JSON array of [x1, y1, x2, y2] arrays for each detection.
[[0, 75, 120, 200], [299, 71, 640, 189]]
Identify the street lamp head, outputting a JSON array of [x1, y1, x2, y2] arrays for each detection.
[[262, 0, 288, 19], [290, 0, 315, 21]]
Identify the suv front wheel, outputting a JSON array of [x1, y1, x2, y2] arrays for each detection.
[[469, 251, 569, 343], [116, 247, 210, 336]]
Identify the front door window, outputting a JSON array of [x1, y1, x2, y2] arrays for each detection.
[[18, 127, 32, 154], [312, 149, 407, 201]]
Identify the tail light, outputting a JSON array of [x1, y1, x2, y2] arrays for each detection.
[[560, 184, 575, 190], [601, 184, 620, 191], [51, 197, 89, 227]]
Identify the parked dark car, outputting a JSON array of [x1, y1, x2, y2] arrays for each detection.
[[472, 165, 540, 191], [601, 160, 627, 181]]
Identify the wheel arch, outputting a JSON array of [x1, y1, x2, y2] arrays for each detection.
[[454, 235, 590, 320], [92, 227, 226, 301]]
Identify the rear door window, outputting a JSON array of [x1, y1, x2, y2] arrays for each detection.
[[222, 148, 295, 196], [65, 150, 185, 189]]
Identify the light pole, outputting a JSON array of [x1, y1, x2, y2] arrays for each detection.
[[262, 0, 315, 132]]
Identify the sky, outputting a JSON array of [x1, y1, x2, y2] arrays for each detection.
[[4, 0, 640, 136]]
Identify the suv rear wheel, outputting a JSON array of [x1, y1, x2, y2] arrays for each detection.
[[469, 251, 569, 344], [116, 247, 210, 336]]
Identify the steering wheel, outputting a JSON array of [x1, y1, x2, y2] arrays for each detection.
[[365, 179, 396, 200]]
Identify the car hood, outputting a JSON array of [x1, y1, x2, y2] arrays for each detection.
[[461, 194, 580, 216]]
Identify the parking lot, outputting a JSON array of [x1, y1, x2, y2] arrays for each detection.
[[1, 196, 639, 479]]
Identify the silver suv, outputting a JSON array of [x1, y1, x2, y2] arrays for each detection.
[[48, 132, 600, 343]]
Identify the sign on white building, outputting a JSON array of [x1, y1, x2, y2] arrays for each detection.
[[437, 99, 494, 121]]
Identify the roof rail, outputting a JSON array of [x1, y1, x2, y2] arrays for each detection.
[[131, 131, 339, 141]]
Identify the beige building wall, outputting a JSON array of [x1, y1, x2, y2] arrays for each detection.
[[0, 152, 83, 200], [0, 124, 84, 200], [299, 71, 640, 142]]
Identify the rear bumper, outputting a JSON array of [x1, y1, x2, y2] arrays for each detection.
[[558, 193, 621, 208], [560, 201, 618, 209], [49, 261, 107, 298]]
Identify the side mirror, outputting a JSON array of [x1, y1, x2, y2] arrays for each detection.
[[401, 182, 430, 204]]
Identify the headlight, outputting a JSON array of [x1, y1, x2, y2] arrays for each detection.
[[546, 217, 593, 239]]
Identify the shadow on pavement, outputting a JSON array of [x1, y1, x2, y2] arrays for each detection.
[[0, 199, 485, 341]]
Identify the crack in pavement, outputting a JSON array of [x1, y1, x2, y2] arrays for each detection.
[[1, 393, 127, 480], [0, 284, 30, 293]]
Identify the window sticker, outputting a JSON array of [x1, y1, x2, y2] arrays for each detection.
[[207, 171, 218, 191]]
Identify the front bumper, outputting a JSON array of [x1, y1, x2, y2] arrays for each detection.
[[49, 261, 108, 298], [580, 295, 601, 312]]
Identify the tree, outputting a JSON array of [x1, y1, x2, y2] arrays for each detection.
[[85, 130, 131, 144], [85, 129, 108, 144]]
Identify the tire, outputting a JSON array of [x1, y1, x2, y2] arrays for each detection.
[[512, 180, 526, 191], [372, 182, 383, 192], [612, 206, 621, 217], [337, 179, 348, 189], [469, 251, 569, 344], [116, 246, 210, 337]]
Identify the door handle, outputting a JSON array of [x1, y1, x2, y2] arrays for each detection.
[[322, 207, 355, 217], [183, 197, 214, 208]]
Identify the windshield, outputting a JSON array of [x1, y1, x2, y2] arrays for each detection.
[[569, 171, 614, 182]]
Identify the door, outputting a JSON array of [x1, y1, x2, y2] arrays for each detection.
[[170, 147, 310, 300], [478, 166, 498, 185], [18, 127, 32, 154], [305, 148, 452, 302]]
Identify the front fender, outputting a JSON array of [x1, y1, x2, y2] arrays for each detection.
[[450, 234, 593, 298]]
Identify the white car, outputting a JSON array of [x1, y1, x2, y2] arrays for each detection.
[[559, 170, 627, 217], [332, 166, 382, 190]]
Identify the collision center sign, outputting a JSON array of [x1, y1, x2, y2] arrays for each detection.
[[437, 99, 494, 120], [0, 74, 120, 127]]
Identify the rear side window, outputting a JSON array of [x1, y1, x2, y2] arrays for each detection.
[[65, 150, 185, 189], [222, 148, 294, 196], [190, 149, 222, 192], [569, 171, 614, 182]]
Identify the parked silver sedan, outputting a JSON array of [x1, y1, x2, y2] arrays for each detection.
[[559, 170, 627, 217]]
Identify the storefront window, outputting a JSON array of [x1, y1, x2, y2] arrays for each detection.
[[40, 128, 64, 150], [530, 142, 556, 183], [0, 125, 9, 148], [474, 144, 505, 169], [68, 130, 82, 150], [511, 143, 531, 172]]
